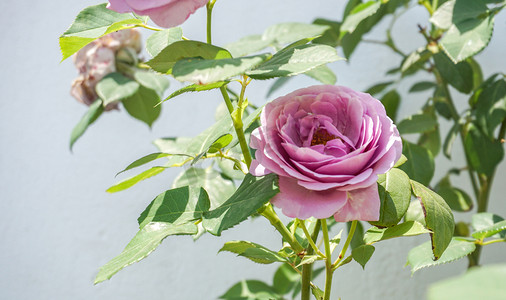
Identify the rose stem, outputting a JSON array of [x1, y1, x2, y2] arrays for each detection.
[[301, 220, 321, 300], [206, 0, 252, 167], [332, 220, 357, 270], [321, 219, 334, 300], [299, 219, 325, 258], [206, 0, 216, 44], [259, 204, 304, 253]]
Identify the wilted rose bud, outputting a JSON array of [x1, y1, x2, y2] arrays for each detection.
[[70, 29, 142, 110]]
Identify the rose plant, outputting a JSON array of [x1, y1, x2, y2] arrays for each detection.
[[59, 0, 506, 299]]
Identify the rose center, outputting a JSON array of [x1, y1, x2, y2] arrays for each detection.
[[311, 128, 338, 146]]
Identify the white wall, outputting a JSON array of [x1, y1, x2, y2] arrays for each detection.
[[0, 1, 505, 299]]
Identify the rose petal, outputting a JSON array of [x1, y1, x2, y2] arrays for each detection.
[[272, 177, 347, 219], [333, 184, 380, 222]]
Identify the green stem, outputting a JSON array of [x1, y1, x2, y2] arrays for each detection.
[[235, 77, 253, 167], [137, 23, 162, 31], [481, 238, 506, 246], [301, 220, 321, 300], [322, 219, 333, 300], [333, 221, 357, 270], [259, 204, 304, 253], [431, 0, 439, 12], [420, 0, 434, 15], [299, 219, 325, 258], [220, 86, 234, 114], [206, 1, 216, 44]]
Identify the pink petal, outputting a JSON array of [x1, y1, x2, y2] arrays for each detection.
[[107, 0, 133, 13], [272, 177, 347, 219], [333, 184, 380, 222], [136, 0, 208, 28]]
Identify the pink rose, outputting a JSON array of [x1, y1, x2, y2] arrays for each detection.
[[107, 0, 209, 28], [250, 85, 402, 221]]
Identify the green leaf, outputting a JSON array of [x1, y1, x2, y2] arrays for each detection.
[[341, 1, 382, 34], [153, 109, 247, 168], [437, 186, 473, 212], [352, 244, 375, 269], [173, 54, 270, 84], [312, 18, 341, 47], [418, 126, 441, 157], [464, 122, 504, 176], [146, 27, 183, 57], [428, 263, 506, 300], [116, 152, 172, 175], [304, 65, 337, 85], [219, 241, 287, 264], [365, 81, 394, 96], [137, 186, 210, 228], [296, 255, 321, 267], [393, 154, 408, 168], [133, 71, 170, 95], [172, 167, 236, 209], [472, 220, 506, 240], [397, 113, 438, 135], [442, 16, 494, 63], [410, 180, 455, 259], [219, 280, 281, 300], [262, 22, 330, 46], [94, 221, 197, 284], [399, 140, 435, 186], [370, 168, 411, 227], [59, 4, 142, 61], [160, 81, 228, 104], [247, 44, 343, 80], [433, 84, 453, 119], [122, 86, 161, 127], [474, 78, 506, 139], [348, 221, 365, 250], [364, 221, 431, 244], [96, 73, 140, 106], [106, 166, 166, 193], [70, 99, 103, 150], [273, 264, 299, 295], [430, 0, 494, 62], [401, 48, 433, 75], [380, 90, 400, 122], [433, 52, 474, 94], [409, 81, 437, 93], [407, 238, 476, 274], [146, 41, 232, 74], [311, 286, 325, 300], [443, 122, 460, 158], [472, 213, 505, 235], [435, 177, 473, 212], [339, 0, 410, 59], [405, 200, 427, 226], [330, 230, 344, 254], [203, 174, 279, 236], [225, 35, 272, 58]]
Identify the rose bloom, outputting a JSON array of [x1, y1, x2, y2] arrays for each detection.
[[71, 29, 141, 109], [250, 85, 402, 221], [107, 0, 209, 28]]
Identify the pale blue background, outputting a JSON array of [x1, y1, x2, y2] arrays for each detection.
[[0, 1, 505, 299]]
